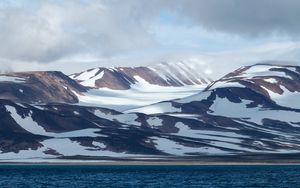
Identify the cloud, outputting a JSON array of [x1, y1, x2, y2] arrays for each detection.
[[0, 0, 157, 63], [0, 0, 300, 72], [154, 41, 300, 79], [6, 40, 299, 79], [169, 0, 300, 37]]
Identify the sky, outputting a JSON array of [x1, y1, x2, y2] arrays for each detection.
[[0, 0, 300, 78]]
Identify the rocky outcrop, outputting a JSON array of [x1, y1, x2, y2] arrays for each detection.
[[0, 71, 86, 104]]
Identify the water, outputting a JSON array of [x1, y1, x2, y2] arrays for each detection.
[[0, 165, 299, 187]]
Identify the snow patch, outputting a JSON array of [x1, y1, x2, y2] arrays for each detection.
[[151, 137, 227, 156], [147, 117, 163, 127], [0, 76, 26, 83]]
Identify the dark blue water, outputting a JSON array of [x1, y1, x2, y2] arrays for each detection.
[[0, 165, 299, 187]]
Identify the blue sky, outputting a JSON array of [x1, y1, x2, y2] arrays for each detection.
[[0, 0, 299, 77]]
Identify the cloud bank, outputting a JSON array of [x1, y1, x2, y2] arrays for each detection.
[[0, 0, 157, 63], [0, 0, 300, 74]]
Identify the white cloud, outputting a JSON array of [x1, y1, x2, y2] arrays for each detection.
[[0, 0, 300, 75], [4, 41, 299, 79], [0, 0, 157, 63]]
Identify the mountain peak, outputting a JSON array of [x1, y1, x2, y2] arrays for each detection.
[[0, 71, 86, 104], [70, 62, 212, 90]]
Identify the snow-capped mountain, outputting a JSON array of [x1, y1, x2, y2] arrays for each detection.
[[0, 63, 300, 162], [124, 64, 300, 156], [207, 63, 300, 110], [0, 61, 212, 113], [70, 62, 212, 111], [129, 64, 300, 114], [70, 61, 212, 89]]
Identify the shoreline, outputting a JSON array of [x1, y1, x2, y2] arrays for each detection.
[[2, 153, 300, 165], [1, 161, 300, 166]]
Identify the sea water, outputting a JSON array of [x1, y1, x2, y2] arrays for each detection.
[[0, 165, 299, 187]]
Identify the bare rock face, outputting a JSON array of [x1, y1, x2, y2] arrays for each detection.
[[70, 62, 212, 90], [0, 71, 87, 104]]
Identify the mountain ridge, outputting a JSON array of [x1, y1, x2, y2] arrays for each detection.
[[0, 62, 299, 162], [70, 61, 212, 90]]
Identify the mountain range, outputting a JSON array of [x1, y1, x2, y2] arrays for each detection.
[[0, 61, 299, 162]]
